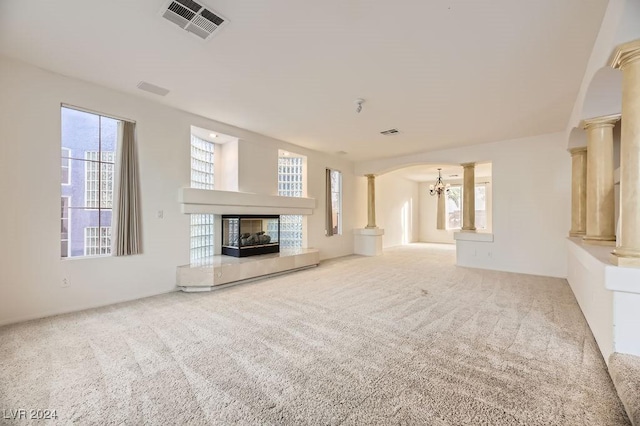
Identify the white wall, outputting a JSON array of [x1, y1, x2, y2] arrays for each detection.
[[0, 56, 362, 325], [375, 172, 419, 247], [356, 133, 571, 278]]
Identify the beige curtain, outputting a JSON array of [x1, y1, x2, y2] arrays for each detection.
[[325, 168, 334, 236], [113, 121, 142, 255]]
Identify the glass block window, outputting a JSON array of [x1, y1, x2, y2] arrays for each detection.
[[191, 135, 214, 189], [190, 133, 216, 263], [276, 154, 304, 248], [85, 151, 115, 209], [84, 227, 112, 256], [190, 214, 214, 262]]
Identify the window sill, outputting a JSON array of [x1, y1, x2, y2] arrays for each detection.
[[453, 231, 494, 242]]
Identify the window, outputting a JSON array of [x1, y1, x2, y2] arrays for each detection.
[[61, 148, 71, 185], [61, 197, 70, 257], [446, 185, 462, 230], [475, 184, 487, 230], [191, 134, 215, 190], [61, 106, 119, 257], [275, 153, 305, 248], [190, 133, 216, 262], [84, 227, 112, 256], [326, 169, 342, 235], [445, 183, 488, 230]]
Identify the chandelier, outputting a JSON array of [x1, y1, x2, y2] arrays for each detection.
[[429, 168, 450, 197]]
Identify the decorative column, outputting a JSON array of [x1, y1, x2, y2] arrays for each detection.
[[461, 162, 476, 231], [581, 114, 619, 245], [611, 40, 640, 265], [365, 174, 377, 229], [354, 174, 384, 256], [569, 147, 588, 237]]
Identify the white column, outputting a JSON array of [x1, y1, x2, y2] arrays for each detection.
[[365, 174, 377, 229], [569, 147, 587, 237], [582, 115, 619, 245], [461, 162, 476, 231], [611, 40, 640, 266]]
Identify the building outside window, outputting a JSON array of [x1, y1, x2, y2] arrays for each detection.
[[275, 153, 305, 248], [190, 133, 215, 262], [61, 106, 119, 258]]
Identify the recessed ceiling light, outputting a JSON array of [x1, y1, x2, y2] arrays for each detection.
[[209, 133, 217, 138]]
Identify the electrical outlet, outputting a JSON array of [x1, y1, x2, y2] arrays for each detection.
[[157, 210, 164, 219], [61, 277, 70, 288]]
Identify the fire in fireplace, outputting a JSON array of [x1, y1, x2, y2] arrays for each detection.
[[221, 215, 280, 257]]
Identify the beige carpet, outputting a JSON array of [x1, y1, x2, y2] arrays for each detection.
[[0, 244, 630, 425], [609, 353, 640, 426]]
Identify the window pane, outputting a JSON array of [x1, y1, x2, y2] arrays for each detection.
[[475, 185, 487, 230], [67, 208, 99, 257], [446, 185, 462, 230], [61, 108, 100, 155], [330, 170, 342, 235]]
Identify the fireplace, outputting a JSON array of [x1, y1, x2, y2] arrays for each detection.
[[221, 215, 280, 257]]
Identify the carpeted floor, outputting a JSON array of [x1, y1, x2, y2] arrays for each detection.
[[0, 244, 630, 425]]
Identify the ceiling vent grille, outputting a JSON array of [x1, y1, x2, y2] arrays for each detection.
[[380, 128, 400, 135], [161, 0, 228, 40]]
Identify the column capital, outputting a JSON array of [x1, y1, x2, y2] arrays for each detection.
[[580, 114, 621, 130], [460, 162, 476, 168], [609, 39, 640, 70], [365, 174, 376, 178], [568, 146, 587, 155]]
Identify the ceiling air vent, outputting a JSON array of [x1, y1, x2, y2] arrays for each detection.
[[160, 0, 228, 40], [380, 128, 400, 136], [137, 81, 170, 96]]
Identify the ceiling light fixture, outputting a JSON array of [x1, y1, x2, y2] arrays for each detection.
[[209, 133, 217, 138], [355, 98, 364, 113], [429, 168, 450, 197]]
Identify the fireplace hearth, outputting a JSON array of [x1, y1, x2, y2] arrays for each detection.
[[221, 215, 280, 257]]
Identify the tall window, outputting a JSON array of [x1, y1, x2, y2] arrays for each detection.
[[61, 106, 119, 257], [276, 153, 305, 248], [446, 185, 462, 230], [190, 133, 215, 262], [326, 169, 342, 235]]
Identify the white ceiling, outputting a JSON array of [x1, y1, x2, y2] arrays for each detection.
[[0, 0, 607, 161]]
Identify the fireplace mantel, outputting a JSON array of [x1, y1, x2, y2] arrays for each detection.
[[179, 188, 315, 215]]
